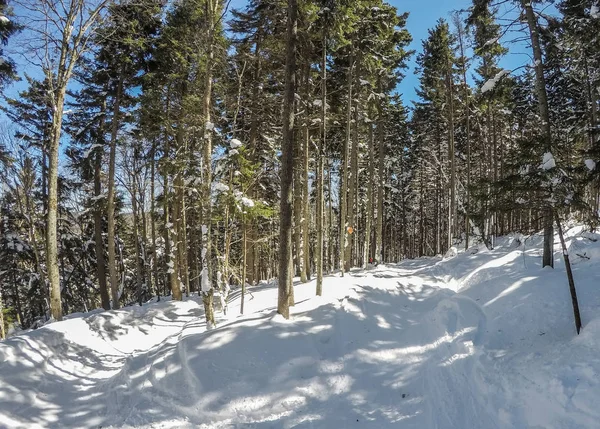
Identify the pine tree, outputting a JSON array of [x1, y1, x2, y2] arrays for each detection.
[[278, 0, 298, 320]]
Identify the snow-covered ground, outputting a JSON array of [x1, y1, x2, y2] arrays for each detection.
[[2, 224, 600, 428]]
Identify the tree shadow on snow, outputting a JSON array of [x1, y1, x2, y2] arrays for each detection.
[[0, 270, 497, 429]]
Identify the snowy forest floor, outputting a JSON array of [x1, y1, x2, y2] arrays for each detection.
[[2, 224, 600, 428]]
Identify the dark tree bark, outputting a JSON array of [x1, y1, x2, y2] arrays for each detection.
[[94, 142, 110, 310], [522, 0, 554, 268], [555, 213, 583, 334], [278, 0, 298, 319], [316, 23, 326, 296]]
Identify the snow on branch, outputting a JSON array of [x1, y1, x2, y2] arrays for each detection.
[[541, 152, 556, 171], [481, 69, 511, 94]]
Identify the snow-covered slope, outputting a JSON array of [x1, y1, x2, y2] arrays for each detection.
[[1, 225, 600, 428]]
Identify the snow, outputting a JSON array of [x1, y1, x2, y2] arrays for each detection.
[[200, 267, 209, 293], [0, 15, 10, 24], [591, 5, 600, 19], [213, 182, 229, 193], [229, 138, 242, 148], [483, 36, 500, 47], [542, 152, 556, 170], [83, 143, 103, 159], [2, 225, 600, 428], [481, 69, 511, 93], [240, 196, 255, 207], [585, 159, 596, 171]]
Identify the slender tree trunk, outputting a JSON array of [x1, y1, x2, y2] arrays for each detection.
[[555, 212, 582, 334], [584, 56, 599, 213], [180, 181, 190, 297], [246, 31, 263, 288], [419, 161, 424, 256], [346, 72, 359, 270], [278, 0, 298, 319], [21, 182, 48, 314], [455, 20, 471, 250], [172, 132, 185, 300], [241, 215, 247, 314], [139, 179, 149, 298], [94, 143, 110, 310], [446, 57, 456, 250], [200, 0, 220, 326], [375, 92, 385, 263], [364, 121, 375, 268], [150, 140, 160, 301], [47, 87, 67, 321], [293, 99, 305, 280], [107, 77, 123, 310], [328, 157, 333, 272], [171, 191, 181, 299], [131, 176, 144, 305], [303, 80, 311, 280], [0, 288, 5, 339], [522, 0, 553, 268], [339, 58, 353, 274], [163, 93, 175, 298], [316, 25, 326, 296], [163, 170, 173, 298]]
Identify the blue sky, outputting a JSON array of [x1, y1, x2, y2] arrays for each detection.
[[225, 0, 528, 105], [390, 0, 473, 102], [5, 0, 529, 110]]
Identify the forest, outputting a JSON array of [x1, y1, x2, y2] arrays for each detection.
[[0, 0, 598, 336]]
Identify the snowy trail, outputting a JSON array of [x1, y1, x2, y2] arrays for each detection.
[[0, 265, 498, 428], [3, 229, 600, 429]]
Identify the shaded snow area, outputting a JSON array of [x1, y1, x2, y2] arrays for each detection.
[[2, 225, 600, 428]]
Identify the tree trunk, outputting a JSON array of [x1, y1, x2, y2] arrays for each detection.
[[131, 175, 144, 305], [21, 177, 49, 315], [363, 121, 375, 268], [522, 0, 553, 268], [200, 0, 220, 327], [94, 143, 110, 310], [150, 140, 160, 301], [346, 71, 359, 270], [446, 56, 456, 250], [303, 78, 311, 280], [107, 77, 123, 310], [172, 122, 185, 301], [456, 19, 471, 250], [47, 87, 67, 321], [293, 103, 305, 280], [163, 93, 175, 298], [375, 91, 385, 263], [555, 212, 582, 334], [316, 25, 326, 296], [0, 288, 5, 339], [278, 0, 298, 319], [339, 57, 353, 274], [241, 215, 247, 314]]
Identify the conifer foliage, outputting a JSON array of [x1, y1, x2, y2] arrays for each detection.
[[0, 0, 597, 331]]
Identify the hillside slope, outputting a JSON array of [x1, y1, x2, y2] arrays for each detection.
[[1, 225, 599, 428]]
